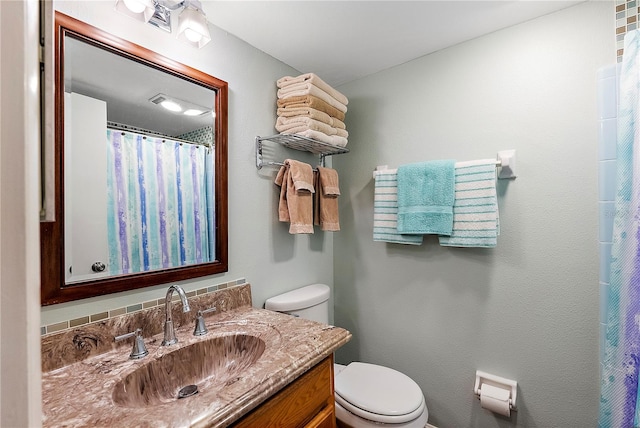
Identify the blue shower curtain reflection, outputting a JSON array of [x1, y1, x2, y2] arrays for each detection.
[[106, 130, 213, 275]]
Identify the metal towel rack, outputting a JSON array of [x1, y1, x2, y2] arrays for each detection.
[[372, 150, 517, 180], [255, 134, 349, 170]]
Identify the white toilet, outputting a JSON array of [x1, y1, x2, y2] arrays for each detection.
[[265, 284, 429, 428]]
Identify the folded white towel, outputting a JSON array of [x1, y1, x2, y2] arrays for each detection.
[[282, 129, 348, 147], [438, 159, 499, 248], [373, 169, 423, 245], [278, 83, 348, 114], [277, 73, 349, 106]]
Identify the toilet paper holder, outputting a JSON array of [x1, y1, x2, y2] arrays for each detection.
[[474, 370, 518, 411]]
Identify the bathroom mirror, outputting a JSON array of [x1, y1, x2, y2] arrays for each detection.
[[41, 12, 228, 305]]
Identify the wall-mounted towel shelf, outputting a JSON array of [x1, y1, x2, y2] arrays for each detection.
[[255, 134, 349, 170]]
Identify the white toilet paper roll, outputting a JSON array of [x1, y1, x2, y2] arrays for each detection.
[[480, 383, 511, 417]]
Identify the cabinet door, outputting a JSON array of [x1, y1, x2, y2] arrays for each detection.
[[233, 356, 334, 428], [305, 404, 336, 428]]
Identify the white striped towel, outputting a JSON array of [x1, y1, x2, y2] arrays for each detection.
[[373, 169, 423, 245], [438, 159, 499, 248]]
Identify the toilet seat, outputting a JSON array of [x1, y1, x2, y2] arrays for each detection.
[[334, 362, 426, 424]]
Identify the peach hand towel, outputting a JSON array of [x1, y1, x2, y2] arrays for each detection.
[[277, 73, 349, 106], [277, 95, 346, 122], [275, 166, 290, 222], [274, 160, 315, 234], [287, 159, 315, 193], [277, 83, 347, 113], [314, 166, 340, 231]]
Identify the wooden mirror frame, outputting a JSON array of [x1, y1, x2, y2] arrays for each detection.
[[41, 12, 228, 306]]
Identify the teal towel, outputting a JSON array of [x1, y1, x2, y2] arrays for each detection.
[[397, 159, 456, 235]]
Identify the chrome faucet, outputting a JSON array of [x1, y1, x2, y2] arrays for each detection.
[[162, 285, 191, 346], [115, 328, 148, 359]]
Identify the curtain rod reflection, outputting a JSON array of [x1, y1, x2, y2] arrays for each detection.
[[107, 121, 212, 149]]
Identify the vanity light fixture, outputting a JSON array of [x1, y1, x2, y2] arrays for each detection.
[[114, 0, 156, 22], [176, 2, 211, 48], [115, 0, 211, 48]]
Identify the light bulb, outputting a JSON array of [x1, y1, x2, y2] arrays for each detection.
[[160, 100, 182, 112], [183, 109, 204, 116], [184, 28, 202, 43], [123, 0, 146, 14]]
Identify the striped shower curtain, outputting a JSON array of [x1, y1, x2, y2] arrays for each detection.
[[599, 30, 640, 428], [106, 130, 213, 275]]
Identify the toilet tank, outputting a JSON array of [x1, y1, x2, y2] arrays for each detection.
[[264, 284, 330, 324]]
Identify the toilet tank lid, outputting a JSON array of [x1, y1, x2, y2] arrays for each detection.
[[265, 284, 330, 312]]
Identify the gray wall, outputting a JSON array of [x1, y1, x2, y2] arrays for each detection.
[[333, 2, 613, 427], [42, 1, 334, 325]]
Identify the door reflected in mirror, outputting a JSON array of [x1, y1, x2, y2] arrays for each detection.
[[41, 13, 228, 305]]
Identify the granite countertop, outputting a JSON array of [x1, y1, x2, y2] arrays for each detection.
[[42, 305, 351, 427]]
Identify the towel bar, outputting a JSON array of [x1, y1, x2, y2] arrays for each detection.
[[262, 160, 320, 172], [372, 150, 517, 179]]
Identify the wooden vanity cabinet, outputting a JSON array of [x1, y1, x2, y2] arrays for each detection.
[[232, 355, 336, 428]]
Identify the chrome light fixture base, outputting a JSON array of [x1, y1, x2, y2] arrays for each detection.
[[148, 2, 171, 33], [115, 0, 211, 48]]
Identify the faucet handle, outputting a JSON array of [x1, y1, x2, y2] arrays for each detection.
[[115, 328, 149, 359], [193, 307, 217, 336]]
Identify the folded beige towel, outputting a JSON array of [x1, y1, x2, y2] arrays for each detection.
[[329, 117, 347, 130], [282, 129, 348, 147], [277, 73, 349, 106], [278, 124, 350, 140], [314, 167, 340, 231], [278, 83, 347, 114], [274, 160, 315, 234], [276, 116, 344, 136], [277, 95, 346, 122], [276, 107, 346, 129], [335, 128, 349, 138]]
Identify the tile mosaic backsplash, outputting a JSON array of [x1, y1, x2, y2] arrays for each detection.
[[41, 278, 246, 335], [179, 125, 213, 146], [617, 0, 640, 62]]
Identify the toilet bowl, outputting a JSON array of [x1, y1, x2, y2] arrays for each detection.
[[265, 284, 429, 427], [334, 362, 428, 427]]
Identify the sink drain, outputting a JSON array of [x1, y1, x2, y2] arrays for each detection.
[[178, 384, 199, 399]]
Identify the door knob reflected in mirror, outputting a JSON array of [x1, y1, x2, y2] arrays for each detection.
[[91, 262, 106, 273]]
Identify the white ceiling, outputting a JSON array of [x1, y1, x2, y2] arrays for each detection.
[[203, 0, 584, 87], [65, 36, 214, 137]]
